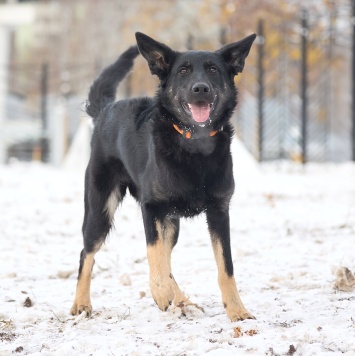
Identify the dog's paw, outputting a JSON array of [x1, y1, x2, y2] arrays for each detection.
[[175, 300, 205, 316], [70, 303, 92, 317], [226, 306, 255, 322], [150, 275, 174, 311]]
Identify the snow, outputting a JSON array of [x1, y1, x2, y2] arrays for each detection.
[[1, 140, 355, 356]]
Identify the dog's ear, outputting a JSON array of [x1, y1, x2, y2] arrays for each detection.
[[216, 34, 256, 76], [135, 32, 175, 80]]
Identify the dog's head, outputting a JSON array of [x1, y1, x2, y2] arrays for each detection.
[[136, 32, 256, 133]]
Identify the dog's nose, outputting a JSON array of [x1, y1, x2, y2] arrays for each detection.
[[192, 82, 210, 94]]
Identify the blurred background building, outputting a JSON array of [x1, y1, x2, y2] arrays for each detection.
[[0, 0, 353, 165]]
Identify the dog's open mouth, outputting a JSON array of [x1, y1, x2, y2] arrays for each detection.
[[182, 101, 213, 123]]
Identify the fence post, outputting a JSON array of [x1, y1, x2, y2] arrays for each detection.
[[326, 8, 335, 161], [220, 27, 227, 46], [40, 63, 49, 162], [0, 26, 10, 164], [186, 34, 194, 50], [257, 19, 265, 162], [352, 0, 355, 161], [300, 8, 308, 164]]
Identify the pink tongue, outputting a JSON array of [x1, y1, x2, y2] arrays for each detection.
[[188, 103, 210, 122]]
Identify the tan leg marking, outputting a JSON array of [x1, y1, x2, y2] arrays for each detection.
[[70, 252, 95, 317], [147, 219, 202, 313], [163, 221, 185, 306], [147, 221, 174, 311], [212, 239, 255, 321], [147, 219, 204, 314], [104, 187, 121, 221], [164, 221, 204, 313]]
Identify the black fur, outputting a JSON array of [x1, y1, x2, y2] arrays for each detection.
[[76, 32, 256, 311]]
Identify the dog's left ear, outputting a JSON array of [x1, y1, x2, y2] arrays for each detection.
[[216, 33, 257, 76], [135, 32, 175, 80]]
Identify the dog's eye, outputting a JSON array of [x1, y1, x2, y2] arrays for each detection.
[[209, 66, 218, 73], [179, 67, 188, 74]]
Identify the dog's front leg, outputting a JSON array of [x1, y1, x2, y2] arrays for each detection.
[[142, 206, 174, 311], [207, 208, 255, 322]]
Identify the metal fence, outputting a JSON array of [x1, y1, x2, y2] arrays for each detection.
[[0, 62, 93, 163], [2, 6, 354, 165], [235, 8, 353, 163]]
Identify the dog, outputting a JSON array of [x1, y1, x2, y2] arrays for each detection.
[[70, 32, 256, 322]]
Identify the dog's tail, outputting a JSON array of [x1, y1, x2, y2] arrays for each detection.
[[86, 46, 140, 122]]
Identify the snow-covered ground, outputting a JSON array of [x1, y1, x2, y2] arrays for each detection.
[[1, 140, 355, 355]]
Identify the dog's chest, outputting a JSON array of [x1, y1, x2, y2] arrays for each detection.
[[151, 170, 215, 218], [172, 184, 210, 217], [163, 192, 209, 218]]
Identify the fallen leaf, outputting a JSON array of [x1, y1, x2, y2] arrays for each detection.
[[233, 326, 258, 338], [233, 326, 243, 338], [23, 297, 33, 308], [334, 267, 355, 292]]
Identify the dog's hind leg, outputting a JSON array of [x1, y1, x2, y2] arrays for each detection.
[[70, 166, 124, 317], [207, 208, 255, 322], [70, 248, 97, 317]]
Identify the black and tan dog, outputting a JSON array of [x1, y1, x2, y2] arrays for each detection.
[[70, 32, 256, 322]]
